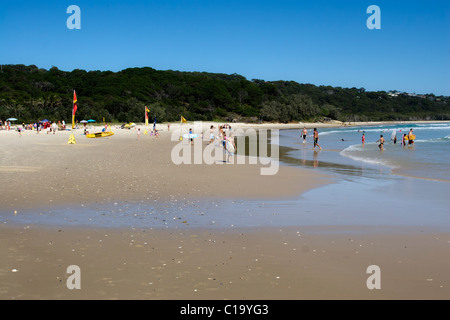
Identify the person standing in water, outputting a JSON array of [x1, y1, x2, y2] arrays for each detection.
[[302, 127, 308, 143], [313, 128, 322, 150], [362, 133, 366, 147], [408, 128, 415, 145], [377, 135, 385, 151], [402, 133, 407, 147]]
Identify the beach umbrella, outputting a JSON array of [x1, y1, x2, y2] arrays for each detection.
[[87, 119, 96, 123], [80, 120, 88, 123], [41, 119, 49, 123], [6, 117, 18, 121]]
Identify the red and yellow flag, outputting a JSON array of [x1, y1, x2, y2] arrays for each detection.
[[73, 90, 78, 115], [72, 90, 78, 129], [145, 106, 149, 126]]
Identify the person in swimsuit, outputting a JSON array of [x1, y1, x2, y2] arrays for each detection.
[[362, 133, 366, 146], [313, 128, 322, 150], [408, 128, 414, 145], [377, 135, 385, 151], [302, 127, 308, 143]]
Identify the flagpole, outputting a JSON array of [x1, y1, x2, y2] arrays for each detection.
[[72, 90, 76, 129], [180, 116, 182, 140]]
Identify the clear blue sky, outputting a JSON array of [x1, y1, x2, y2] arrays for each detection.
[[1, 0, 449, 95]]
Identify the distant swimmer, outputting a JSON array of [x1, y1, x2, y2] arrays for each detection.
[[302, 127, 308, 143], [313, 128, 322, 150], [362, 133, 365, 146], [377, 135, 385, 151]]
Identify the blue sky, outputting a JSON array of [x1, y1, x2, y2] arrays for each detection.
[[1, 0, 449, 95]]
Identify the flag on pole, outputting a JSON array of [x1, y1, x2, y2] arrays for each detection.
[[72, 90, 78, 129], [145, 106, 149, 126], [179, 115, 187, 140]]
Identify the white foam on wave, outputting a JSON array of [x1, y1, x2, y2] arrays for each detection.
[[339, 143, 399, 169], [415, 135, 450, 143], [415, 123, 449, 127]]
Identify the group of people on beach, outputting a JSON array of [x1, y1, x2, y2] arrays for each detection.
[[301, 126, 416, 152], [372, 128, 415, 151], [135, 127, 159, 140], [1, 119, 66, 136], [0, 119, 12, 130]]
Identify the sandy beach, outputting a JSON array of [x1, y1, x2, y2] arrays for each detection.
[[1, 121, 449, 300], [0, 122, 328, 210], [1, 225, 449, 300]]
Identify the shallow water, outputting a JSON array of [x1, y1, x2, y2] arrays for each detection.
[[2, 174, 449, 232], [279, 123, 450, 181]]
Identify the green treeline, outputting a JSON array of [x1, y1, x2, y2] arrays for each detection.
[[0, 64, 448, 123]]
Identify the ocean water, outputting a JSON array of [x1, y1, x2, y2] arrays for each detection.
[[279, 123, 450, 182]]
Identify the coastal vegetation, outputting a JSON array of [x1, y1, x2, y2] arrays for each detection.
[[1, 64, 448, 123]]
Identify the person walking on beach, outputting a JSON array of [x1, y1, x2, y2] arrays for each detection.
[[377, 135, 385, 151], [52, 121, 58, 134], [223, 133, 236, 163], [362, 133, 366, 147], [189, 128, 194, 145], [313, 128, 322, 150], [302, 127, 308, 143], [209, 125, 215, 144], [137, 128, 141, 140]]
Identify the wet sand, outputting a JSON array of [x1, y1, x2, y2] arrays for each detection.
[[1, 224, 449, 300], [1, 122, 449, 300]]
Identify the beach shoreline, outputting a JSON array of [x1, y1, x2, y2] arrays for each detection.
[[1, 120, 449, 300]]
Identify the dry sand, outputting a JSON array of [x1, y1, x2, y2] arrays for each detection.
[[0, 122, 449, 300]]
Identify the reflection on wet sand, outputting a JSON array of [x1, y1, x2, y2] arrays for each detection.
[[278, 145, 385, 178]]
